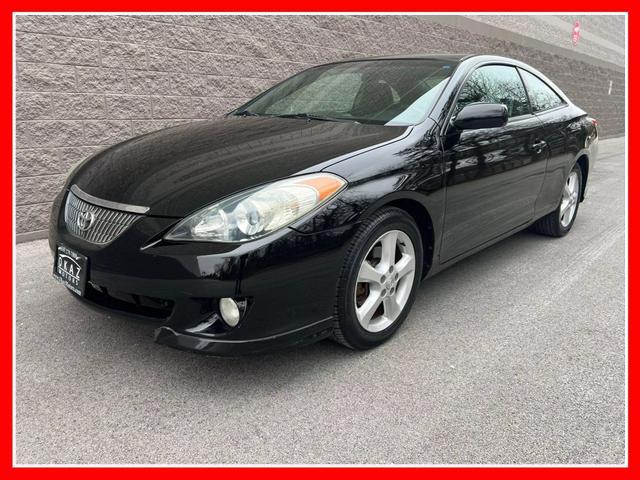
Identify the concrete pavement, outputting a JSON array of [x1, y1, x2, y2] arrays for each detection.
[[15, 136, 626, 465]]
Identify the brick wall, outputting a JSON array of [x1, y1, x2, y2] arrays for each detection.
[[14, 14, 626, 240]]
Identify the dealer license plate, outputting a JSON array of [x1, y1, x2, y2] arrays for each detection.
[[53, 244, 88, 296]]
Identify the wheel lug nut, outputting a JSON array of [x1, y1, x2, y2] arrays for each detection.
[[389, 266, 393, 273], [395, 273, 399, 280], [381, 275, 386, 283]]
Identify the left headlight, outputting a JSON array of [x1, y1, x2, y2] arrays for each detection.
[[164, 173, 347, 243]]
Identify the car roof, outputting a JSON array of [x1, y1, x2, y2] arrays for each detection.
[[325, 54, 475, 64], [322, 54, 536, 67], [319, 54, 550, 83]]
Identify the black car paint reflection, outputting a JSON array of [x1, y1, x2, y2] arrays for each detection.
[[49, 54, 598, 355]]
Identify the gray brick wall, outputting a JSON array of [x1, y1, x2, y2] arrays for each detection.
[[466, 15, 625, 66], [15, 14, 626, 240]]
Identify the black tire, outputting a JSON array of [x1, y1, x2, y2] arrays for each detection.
[[332, 207, 423, 350], [531, 163, 583, 237]]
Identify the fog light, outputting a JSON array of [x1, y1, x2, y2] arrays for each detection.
[[219, 297, 240, 327]]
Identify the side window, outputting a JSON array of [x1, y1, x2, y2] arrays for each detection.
[[456, 65, 530, 118], [519, 69, 565, 113]]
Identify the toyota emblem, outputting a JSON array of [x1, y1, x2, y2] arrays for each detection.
[[76, 211, 95, 231]]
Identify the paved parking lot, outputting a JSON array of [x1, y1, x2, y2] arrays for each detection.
[[15, 137, 626, 465]]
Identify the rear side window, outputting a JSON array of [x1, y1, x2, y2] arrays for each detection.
[[455, 65, 530, 118], [519, 69, 565, 113]]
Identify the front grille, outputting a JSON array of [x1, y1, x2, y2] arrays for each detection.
[[64, 190, 141, 244]]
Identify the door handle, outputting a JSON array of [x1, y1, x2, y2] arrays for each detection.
[[531, 140, 547, 153]]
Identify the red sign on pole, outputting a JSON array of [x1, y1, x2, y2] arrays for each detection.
[[572, 20, 581, 45]]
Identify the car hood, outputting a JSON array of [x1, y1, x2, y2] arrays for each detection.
[[70, 117, 408, 217]]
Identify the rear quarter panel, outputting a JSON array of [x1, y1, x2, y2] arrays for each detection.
[[534, 104, 594, 217]]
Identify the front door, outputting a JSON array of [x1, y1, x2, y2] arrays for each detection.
[[440, 64, 547, 263]]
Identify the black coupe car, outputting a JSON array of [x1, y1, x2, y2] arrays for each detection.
[[50, 54, 599, 355]]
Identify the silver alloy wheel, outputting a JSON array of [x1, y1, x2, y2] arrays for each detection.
[[560, 170, 580, 227], [354, 230, 416, 333]]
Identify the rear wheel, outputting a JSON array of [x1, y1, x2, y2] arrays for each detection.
[[333, 207, 423, 350], [531, 164, 582, 237]]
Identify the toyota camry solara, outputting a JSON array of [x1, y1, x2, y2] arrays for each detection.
[[49, 54, 599, 355]]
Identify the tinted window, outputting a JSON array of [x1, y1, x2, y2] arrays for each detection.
[[456, 65, 529, 118], [519, 69, 565, 112], [235, 59, 456, 126]]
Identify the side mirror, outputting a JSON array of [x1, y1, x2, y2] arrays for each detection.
[[452, 103, 508, 130]]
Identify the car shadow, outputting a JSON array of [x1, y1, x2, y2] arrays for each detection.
[[66, 228, 554, 389]]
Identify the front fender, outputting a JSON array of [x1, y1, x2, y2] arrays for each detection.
[[290, 174, 443, 235]]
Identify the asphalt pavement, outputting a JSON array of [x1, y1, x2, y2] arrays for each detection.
[[15, 137, 626, 465]]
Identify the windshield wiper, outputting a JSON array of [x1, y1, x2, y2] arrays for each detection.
[[274, 113, 359, 124], [232, 109, 261, 117]]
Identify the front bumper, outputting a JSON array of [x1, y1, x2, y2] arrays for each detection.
[[50, 189, 357, 355], [154, 318, 333, 356]]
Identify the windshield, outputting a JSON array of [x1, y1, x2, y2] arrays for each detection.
[[233, 59, 457, 126]]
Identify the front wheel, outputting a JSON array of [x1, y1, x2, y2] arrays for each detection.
[[531, 164, 583, 237], [333, 207, 423, 350]]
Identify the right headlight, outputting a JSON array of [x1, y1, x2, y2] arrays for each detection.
[[164, 173, 347, 243]]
